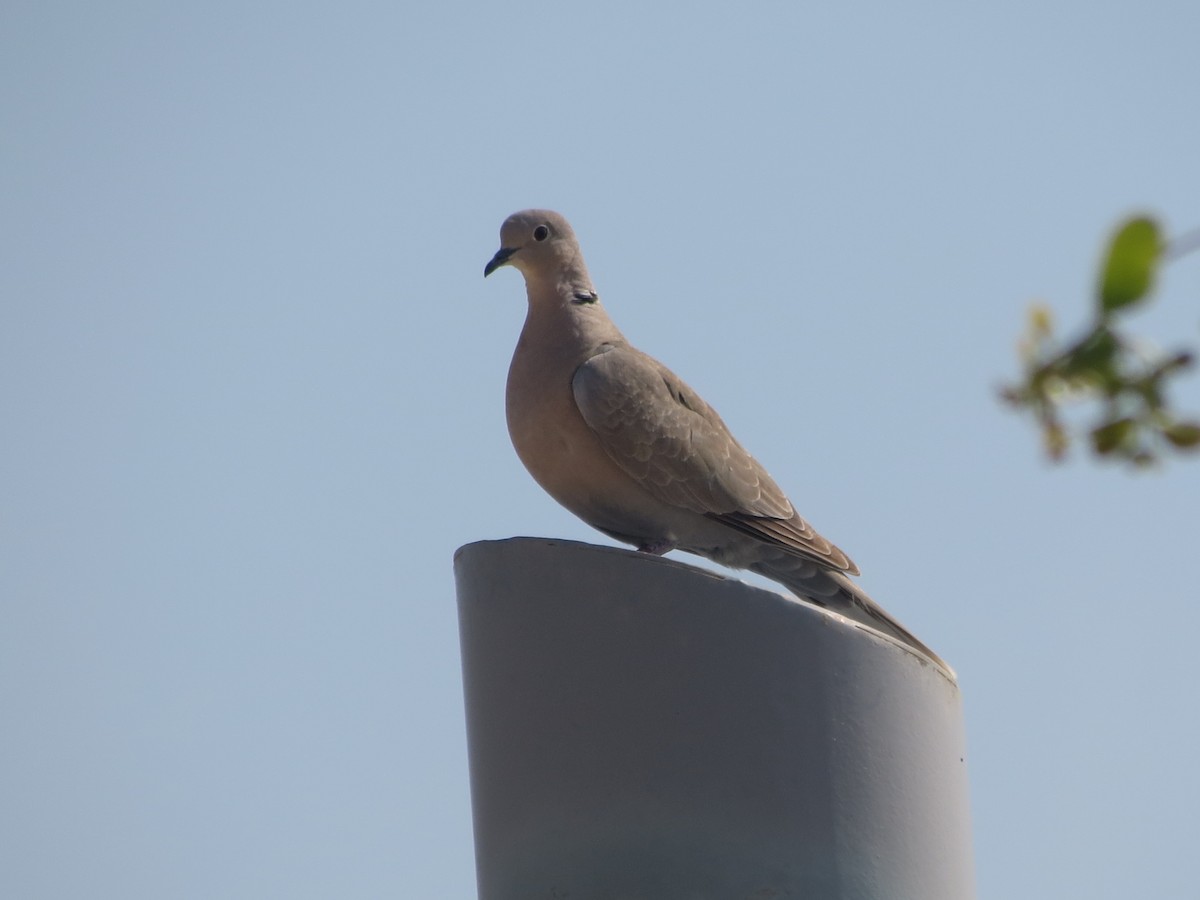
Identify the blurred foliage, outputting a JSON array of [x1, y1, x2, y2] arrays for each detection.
[[1002, 215, 1200, 468]]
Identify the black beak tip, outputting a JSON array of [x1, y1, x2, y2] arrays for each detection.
[[484, 247, 517, 278]]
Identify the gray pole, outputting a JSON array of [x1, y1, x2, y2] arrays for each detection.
[[454, 537, 974, 900]]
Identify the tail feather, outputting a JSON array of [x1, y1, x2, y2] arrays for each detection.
[[748, 556, 951, 676]]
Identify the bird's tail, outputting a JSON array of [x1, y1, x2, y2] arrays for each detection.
[[748, 556, 952, 676]]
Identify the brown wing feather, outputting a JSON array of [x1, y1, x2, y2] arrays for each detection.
[[572, 345, 858, 574], [709, 511, 860, 575]]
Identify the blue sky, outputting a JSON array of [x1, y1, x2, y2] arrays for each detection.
[[3, 2, 1199, 897]]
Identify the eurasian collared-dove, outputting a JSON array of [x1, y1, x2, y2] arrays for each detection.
[[485, 209, 945, 670]]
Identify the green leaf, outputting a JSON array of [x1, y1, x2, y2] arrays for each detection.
[[1098, 216, 1162, 314], [1163, 421, 1200, 449], [1057, 326, 1118, 378], [1091, 417, 1136, 454]]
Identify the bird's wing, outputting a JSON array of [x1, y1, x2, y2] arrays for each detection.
[[572, 345, 858, 574]]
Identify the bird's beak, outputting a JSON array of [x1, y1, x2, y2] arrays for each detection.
[[484, 246, 518, 277]]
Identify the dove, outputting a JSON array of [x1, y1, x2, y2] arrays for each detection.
[[485, 209, 946, 671]]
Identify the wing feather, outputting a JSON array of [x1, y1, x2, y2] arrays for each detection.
[[572, 345, 858, 574]]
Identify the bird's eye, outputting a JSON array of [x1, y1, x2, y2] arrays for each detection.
[[533, 225, 550, 242]]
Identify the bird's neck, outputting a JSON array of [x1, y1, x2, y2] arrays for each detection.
[[520, 278, 626, 358]]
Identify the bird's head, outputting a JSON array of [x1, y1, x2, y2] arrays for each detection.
[[484, 209, 583, 281]]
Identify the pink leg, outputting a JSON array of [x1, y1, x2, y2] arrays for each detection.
[[636, 540, 676, 556]]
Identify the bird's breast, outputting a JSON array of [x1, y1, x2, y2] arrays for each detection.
[[505, 344, 676, 543], [505, 351, 605, 499]]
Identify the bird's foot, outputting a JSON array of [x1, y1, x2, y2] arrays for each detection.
[[636, 540, 676, 556]]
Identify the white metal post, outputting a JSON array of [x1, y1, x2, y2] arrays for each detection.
[[454, 537, 973, 900]]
